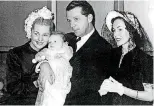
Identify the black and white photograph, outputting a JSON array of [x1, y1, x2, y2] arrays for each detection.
[[0, 0, 153, 105]]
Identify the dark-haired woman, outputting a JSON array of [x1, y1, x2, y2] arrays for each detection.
[[99, 11, 153, 105]]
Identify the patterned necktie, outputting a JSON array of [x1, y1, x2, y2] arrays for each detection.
[[74, 37, 81, 52], [76, 37, 81, 42]]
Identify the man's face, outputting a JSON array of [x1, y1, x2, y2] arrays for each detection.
[[66, 7, 92, 37]]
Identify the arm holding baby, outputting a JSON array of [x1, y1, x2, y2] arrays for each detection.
[[32, 48, 52, 64], [32, 48, 55, 90]]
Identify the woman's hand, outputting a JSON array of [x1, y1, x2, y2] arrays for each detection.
[[143, 83, 153, 92], [108, 77, 124, 96], [38, 71, 55, 91], [99, 77, 124, 96], [98, 79, 110, 96], [38, 62, 55, 91]]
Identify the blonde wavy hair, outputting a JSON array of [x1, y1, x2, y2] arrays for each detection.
[[24, 6, 54, 39]]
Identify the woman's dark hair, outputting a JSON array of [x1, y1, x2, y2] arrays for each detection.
[[111, 16, 142, 47], [66, 0, 95, 26], [32, 17, 55, 34]]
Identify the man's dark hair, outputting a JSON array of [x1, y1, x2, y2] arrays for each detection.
[[66, 0, 95, 26]]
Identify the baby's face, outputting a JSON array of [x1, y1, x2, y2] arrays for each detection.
[[48, 35, 64, 50]]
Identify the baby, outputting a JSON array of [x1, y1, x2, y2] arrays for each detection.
[[33, 31, 73, 106]]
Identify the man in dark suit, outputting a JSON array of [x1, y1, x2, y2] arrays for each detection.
[[64, 1, 112, 105]]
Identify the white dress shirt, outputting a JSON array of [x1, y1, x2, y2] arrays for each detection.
[[76, 28, 95, 52]]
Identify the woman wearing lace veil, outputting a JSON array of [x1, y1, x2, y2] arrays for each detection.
[[99, 11, 153, 105]]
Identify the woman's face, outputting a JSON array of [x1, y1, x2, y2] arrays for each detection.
[[112, 19, 130, 47], [30, 23, 50, 51]]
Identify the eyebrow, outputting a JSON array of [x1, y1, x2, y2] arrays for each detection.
[[113, 26, 121, 30], [33, 30, 39, 33], [117, 26, 122, 28]]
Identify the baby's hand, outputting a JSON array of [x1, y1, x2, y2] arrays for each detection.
[[32, 55, 45, 63], [32, 52, 46, 63]]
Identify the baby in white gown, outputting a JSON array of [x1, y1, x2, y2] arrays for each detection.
[[33, 31, 73, 106]]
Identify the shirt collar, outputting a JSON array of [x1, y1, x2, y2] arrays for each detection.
[[79, 28, 95, 42], [76, 28, 95, 52]]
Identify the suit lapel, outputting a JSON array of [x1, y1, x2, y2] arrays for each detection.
[[72, 30, 99, 58]]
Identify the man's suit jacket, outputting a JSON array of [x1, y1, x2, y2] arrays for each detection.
[[65, 30, 112, 105]]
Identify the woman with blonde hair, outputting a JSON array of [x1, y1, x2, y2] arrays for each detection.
[[5, 6, 55, 105]]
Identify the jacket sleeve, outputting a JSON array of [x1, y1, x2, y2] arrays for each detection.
[[6, 49, 24, 96], [141, 54, 153, 84]]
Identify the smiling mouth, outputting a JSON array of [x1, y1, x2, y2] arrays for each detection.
[[36, 41, 44, 45]]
